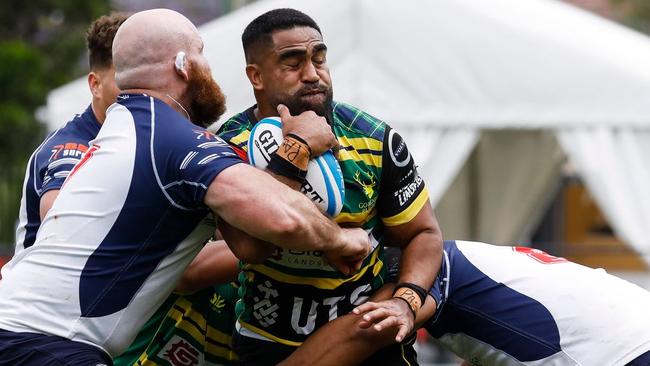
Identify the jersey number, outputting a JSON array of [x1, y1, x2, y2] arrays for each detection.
[[513, 247, 567, 264]]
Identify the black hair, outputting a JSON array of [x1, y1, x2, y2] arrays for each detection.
[[242, 8, 321, 62], [86, 12, 129, 70]]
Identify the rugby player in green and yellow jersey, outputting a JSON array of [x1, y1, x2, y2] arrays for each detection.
[[217, 8, 443, 365]]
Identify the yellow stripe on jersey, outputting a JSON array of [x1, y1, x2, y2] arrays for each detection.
[[206, 324, 232, 347], [338, 135, 383, 152], [337, 136, 382, 167], [206, 342, 237, 361], [168, 301, 206, 344], [229, 130, 251, 150], [238, 322, 303, 347], [334, 208, 376, 225], [338, 148, 382, 168], [168, 299, 234, 351], [246, 250, 382, 289], [381, 187, 430, 227], [136, 354, 161, 366]]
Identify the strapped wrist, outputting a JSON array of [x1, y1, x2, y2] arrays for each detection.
[[266, 134, 311, 183], [392, 283, 427, 318], [394, 282, 428, 305]]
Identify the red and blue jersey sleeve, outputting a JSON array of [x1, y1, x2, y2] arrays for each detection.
[[38, 135, 92, 195]]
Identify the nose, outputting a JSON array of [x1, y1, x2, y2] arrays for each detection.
[[301, 62, 320, 83]]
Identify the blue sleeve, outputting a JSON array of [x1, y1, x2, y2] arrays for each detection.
[[160, 126, 244, 209], [38, 136, 91, 195]]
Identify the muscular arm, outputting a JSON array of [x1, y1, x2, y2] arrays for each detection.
[[279, 285, 437, 366], [359, 126, 443, 339], [384, 203, 442, 293], [218, 219, 276, 264], [205, 164, 368, 266]]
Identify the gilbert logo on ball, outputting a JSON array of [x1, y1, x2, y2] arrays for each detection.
[[248, 117, 345, 217]]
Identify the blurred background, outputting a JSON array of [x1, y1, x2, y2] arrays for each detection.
[[2, 0, 650, 364]]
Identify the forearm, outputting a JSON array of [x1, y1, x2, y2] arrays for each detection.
[[218, 218, 276, 263], [396, 229, 442, 290], [279, 313, 394, 366], [280, 286, 437, 366], [382, 204, 443, 291], [207, 164, 347, 252]]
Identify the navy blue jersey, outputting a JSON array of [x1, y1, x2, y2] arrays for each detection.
[[0, 94, 243, 357], [424, 241, 650, 365], [15, 105, 101, 253]]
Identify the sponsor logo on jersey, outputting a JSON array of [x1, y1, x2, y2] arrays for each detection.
[[160, 335, 201, 366], [388, 129, 411, 168], [65, 144, 100, 184], [50, 142, 88, 161], [358, 196, 377, 211], [395, 173, 424, 207], [252, 280, 280, 327], [210, 292, 226, 313], [267, 249, 329, 269], [193, 129, 216, 141], [290, 283, 372, 335]]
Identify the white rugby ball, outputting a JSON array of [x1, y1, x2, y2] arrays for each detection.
[[248, 117, 345, 217]]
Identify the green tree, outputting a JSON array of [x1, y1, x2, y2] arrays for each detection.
[[0, 0, 110, 248]]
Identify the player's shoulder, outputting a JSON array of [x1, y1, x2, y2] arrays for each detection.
[[217, 107, 257, 151], [53, 106, 98, 140], [34, 108, 99, 165], [332, 102, 388, 142]]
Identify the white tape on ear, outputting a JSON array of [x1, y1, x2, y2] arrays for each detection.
[[175, 51, 186, 72]]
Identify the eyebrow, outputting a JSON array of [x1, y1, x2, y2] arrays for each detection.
[[278, 48, 307, 61], [277, 43, 328, 61]]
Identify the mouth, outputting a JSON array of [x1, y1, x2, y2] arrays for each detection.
[[301, 89, 325, 97]]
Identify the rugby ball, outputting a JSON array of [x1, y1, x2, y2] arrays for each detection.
[[248, 117, 345, 217]]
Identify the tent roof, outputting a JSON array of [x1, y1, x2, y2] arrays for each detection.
[[46, 0, 650, 131]]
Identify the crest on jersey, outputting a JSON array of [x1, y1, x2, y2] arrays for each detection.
[[160, 335, 201, 366], [354, 170, 376, 199]]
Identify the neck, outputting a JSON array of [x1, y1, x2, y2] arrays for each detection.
[[122, 88, 190, 120], [254, 102, 278, 121], [90, 101, 106, 125]]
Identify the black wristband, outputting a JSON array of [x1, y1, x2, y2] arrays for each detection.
[[267, 152, 308, 183], [393, 282, 428, 305]]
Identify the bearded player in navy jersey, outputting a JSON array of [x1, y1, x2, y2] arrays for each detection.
[[0, 9, 370, 365], [13, 13, 128, 256]]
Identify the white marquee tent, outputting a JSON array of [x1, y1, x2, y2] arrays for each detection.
[[46, 0, 650, 264]]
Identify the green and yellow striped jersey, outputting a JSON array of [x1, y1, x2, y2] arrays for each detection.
[[218, 102, 429, 345], [113, 283, 238, 366]]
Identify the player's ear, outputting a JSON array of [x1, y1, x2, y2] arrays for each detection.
[[87, 71, 102, 99], [246, 63, 263, 91], [174, 51, 190, 82]]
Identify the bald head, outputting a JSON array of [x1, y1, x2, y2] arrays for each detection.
[[113, 9, 201, 90]]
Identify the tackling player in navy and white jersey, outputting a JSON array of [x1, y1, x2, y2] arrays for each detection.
[[282, 241, 650, 366], [421, 241, 650, 365], [13, 13, 128, 256], [0, 9, 370, 365]]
